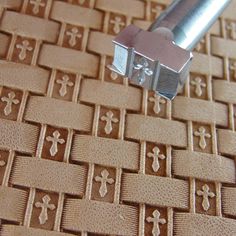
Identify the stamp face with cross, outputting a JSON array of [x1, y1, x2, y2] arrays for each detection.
[[131, 54, 157, 89], [111, 24, 193, 100]]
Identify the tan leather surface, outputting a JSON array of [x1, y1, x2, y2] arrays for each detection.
[[0, 0, 236, 235]]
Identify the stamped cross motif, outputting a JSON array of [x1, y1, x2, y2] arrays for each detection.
[[101, 111, 119, 135], [78, 0, 86, 4], [134, 57, 153, 84], [110, 16, 125, 34], [191, 77, 206, 97], [35, 195, 56, 225], [0, 160, 6, 167], [107, 64, 118, 80], [147, 147, 166, 173], [95, 169, 114, 197], [46, 130, 65, 157], [16, 40, 33, 61], [66, 27, 82, 47], [1, 91, 19, 116], [195, 38, 205, 52], [29, 0, 45, 14], [111, 71, 118, 80], [230, 61, 236, 79], [146, 210, 166, 236], [56, 75, 74, 97], [197, 184, 215, 211], [151, 5, 163, 18], [194, 127, 211, 150], [226, 21, 236, 40], [149, 94, 166, 114]]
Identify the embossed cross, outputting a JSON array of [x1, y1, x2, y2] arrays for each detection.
[[56, 75, 74, 97], [191, 77, 206, 97], [1, 91, 19, 116], [111, 71, 118, 80], [107, 64, 118, 80], [146, 209, 166, 236], [35, 195, 56, 225], [147, 147, 166, 173], [95, 169, 114, 198], [151, 5, 163, 18], [149, 94, 166, 114], [194, 127, 211, 150], [230, 61, 236, 79], [66, 27, 82, 47], [197, 184, 215, 211], [78, 0, 86, 4], [134, 57, 153, 84], [16, 40, 33, 61], [110, 16, 125, 34], [29, 0, 46, 14], [226, 21, 236, 40], [0, 160, 6, 167], [101, 111, 119, 135], [195, 38, 205, 52], [46, 130, 65, 157]]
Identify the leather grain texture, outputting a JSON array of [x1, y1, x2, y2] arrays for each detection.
[[0, 0, 235, 235]]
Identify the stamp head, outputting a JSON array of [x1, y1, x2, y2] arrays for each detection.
[[110, 25, 193, 100]]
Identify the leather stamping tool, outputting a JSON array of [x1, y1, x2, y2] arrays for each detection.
[[110, 0, 231, 100]]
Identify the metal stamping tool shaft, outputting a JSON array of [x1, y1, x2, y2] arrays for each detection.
[[110, 0, 231, 100]]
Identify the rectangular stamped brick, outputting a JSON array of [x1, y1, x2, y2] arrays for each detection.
[[210, 20, 221, 35], [51, 1, 103, 30], [218, 129, 236, 156], [0, 0, 21, 9], [125, 114, 187, 147], [121, 173, 189, 209], [213, 80, 236, 104], [211, 36, 236, 59], [174, 213, 236, 236], [80, 79, 142, 111], [62, 199, 138, 235], [11, 156, 86, 195], [173, 96, 228, 127], [38, 44, 99, 77], [191, 52, 223, 77], [1, 225, 75, 236], [0, 186, 27, 223], [173, 150, 235, 184], [0, 11, 59, 42], [222, 187, 236, 217], [222, 1, 236, 20], [0, 33, 10, 57], [133, 19, 150, 30], [0, 60, 49, 94], [150, 0, 171, 3], [88, 32, 114, 56], [96, 0, 144, 18], [0, 119, 39, 153], [72, 135, 139, 170], [24, 96, 93, 131]]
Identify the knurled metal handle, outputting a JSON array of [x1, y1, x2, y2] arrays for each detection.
[[149, 0, 231, 50], [111, 0, 231, 99]]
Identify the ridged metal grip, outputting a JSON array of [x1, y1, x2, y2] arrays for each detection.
[[149, 0, 231, 50], [111, 0, 231, 99]]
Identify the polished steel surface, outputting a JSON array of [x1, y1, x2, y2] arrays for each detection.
[[149, 0, 231, 50], [111, 0, 231, 99], [110, 25, 192, 100]]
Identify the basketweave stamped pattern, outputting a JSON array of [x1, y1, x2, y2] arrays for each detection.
[[0, 0, 235, 235]]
